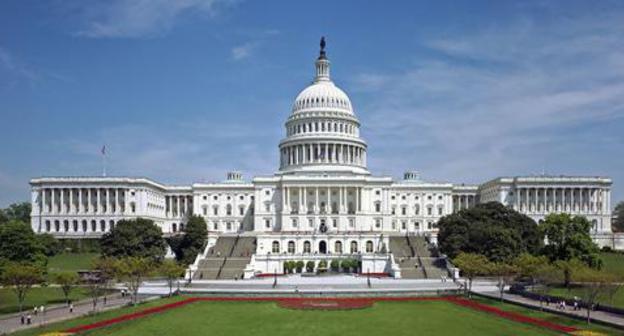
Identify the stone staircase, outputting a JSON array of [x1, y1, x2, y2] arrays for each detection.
[[390, 235, 448, 279], [193, 235, 256, 280]]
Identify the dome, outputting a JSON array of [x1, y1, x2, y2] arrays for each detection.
[[292, 81, 353, 114]]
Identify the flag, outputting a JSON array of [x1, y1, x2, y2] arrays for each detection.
[[101, 145, 106, 156]]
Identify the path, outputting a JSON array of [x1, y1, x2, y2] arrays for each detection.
[[0, 294, 155, 335], [474, 289, 624, 329]]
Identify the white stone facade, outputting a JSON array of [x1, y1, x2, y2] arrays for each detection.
[[29, 41, 617, 275]]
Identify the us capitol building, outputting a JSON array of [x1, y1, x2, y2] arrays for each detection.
[[29, 39, 616, 278]]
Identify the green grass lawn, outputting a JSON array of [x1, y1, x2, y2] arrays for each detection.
[[0, 287, 95, 315], [47, 253, 99, 274], [601, 252, 624, 274], [13, 297, 620, 336]]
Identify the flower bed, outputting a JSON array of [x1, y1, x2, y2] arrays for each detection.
[[277, 298, 374, 310]]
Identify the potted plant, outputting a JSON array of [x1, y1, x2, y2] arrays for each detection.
[[330, 259, 340, 272], [295, 261, 304, 273], [305, 261, 315, 273], [318, 260, 328, 273]]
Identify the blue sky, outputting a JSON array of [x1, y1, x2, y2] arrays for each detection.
[[1, 0, 623, 208]]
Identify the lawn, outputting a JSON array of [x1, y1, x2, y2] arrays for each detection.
[[0, 287, 94, 315], [47, 253, 99, 274], [601, 252, 624, 274], [20, 297, 621, 336]]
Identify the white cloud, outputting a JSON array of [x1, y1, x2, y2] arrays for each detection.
[[231, 42, 257, 60], [75, 0, 233, 38], [352, 12, 624, 187]]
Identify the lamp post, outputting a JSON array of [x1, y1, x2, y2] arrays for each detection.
[[273, 268, 277, 289], [367, 268, 371, 288]]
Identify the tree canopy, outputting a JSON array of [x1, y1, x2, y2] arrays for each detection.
[[0, 220, 45, 263], [168, 215, 208, 265], [0, 202, 31, 225], [540, 213, 601, 268], [613, 201, 624, 232], [438, 202, 543, 262], [100, 218, 166, 262]]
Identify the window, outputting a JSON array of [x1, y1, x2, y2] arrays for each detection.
[[401, 207, 406, 215], [82, 220, 87, 232], [239, 206, 245, 216], [73, 220, 78, 232], [401, 221, 407, 230], [288, 241, 295, 254], [438, 195, 443, 200], [292, 218, 298, 228], [226, 204, 232, 216], [100, 220, 106, 231], [391, 220, 396, 230], [427, 207, 432, 216], [349, 218, 355, 228], [213, 195, 218, 200], [391, 207, 396, 215], [203, 207, 207, 216], [438, 207, 443, 216], [91, 220, 96, 232], [172, 223, 177, 232], [375, 190, 381, 195], [272, 241, 280, 253], [366, 241, 374, 253], [203, 195, 207, 200], [375, 219, 382, 228], [265, 219, 271, 228], [213, 222, 218, 230], [391, 195, 396, 200], [239, 195, 244, 200], [308, 218, 314, 227], [213, 206, 219, 216], [332, 218, 337, 228], [304, 241, 311, 253], [415, 221, 420, 230], [375, 202, 381, 212], [350, 241, 358, 253], [415, 205, 420, 215], [335, 241, 343, 253], [226, 222, 232, 230], [401, 195, 406, 200], [180, 223, 185, 231], [45, 220, 51, 232], [265, 204, 270, 212]]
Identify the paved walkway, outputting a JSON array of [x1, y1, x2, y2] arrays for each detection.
[[474, 290, 624, 329], [0, 294, 152, 335]]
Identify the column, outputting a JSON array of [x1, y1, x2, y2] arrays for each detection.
[[69, 188, 74, 214], [176, 196, 181, 217], [315, 187, 319, 213], [327, 186, 331, 213], [59, 188, 65, 214], [303, 187, 307, 214], [355, 187, 360, 213]]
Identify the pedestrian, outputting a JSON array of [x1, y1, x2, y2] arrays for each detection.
[[20, 314, 25, 325], [104, 296, 107, 305], [33, 306, 38, 316], [26, 314, 32, 325], [573, 300, 578, 311], [69, 303, 74, 313], [40, 305, 45, 315]]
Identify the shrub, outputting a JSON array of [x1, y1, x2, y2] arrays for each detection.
[[305, 261, 315, 273], [295, 260, 304, 273], [318, 260, 328, 273], [341, 259, 351, 272], [330, 259, 340, 271]]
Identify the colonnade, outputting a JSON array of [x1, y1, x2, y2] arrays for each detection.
[[280, 143, 366, 167], [165, 195, 193, 218], [282, 186, 362, 215], [453, 195, 476, 212], [39, 187, 127, 215], [514, 187, 609, 214]]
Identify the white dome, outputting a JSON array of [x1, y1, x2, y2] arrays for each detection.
[[292, 81, 353, 114]]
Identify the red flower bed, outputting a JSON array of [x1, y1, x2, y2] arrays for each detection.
[[447, 297, 578, 334], [277, 298, 374, 310], [64, 296, 579, 334]]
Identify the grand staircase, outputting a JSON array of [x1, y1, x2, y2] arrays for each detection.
[[193, 235, 256, 280], [390, 235, 448, 279]]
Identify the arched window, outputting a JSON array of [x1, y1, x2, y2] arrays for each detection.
[[109, 220, 115, 230], [45, 220, 51, 232], [54, 220, 60, 232], [226, 204, 232, 216], [63, 220, 69, 232], [335, 241, 343, 253], [82, 220, 87, 232], [366, 240, 374, 253], [73, 220, 78, 232], [91, 220, 96, 232], [415, 205, 420, 215], [172, 223, 177, 232], [180, 223, 185, 231], [350, 241, 358, 254], [288, 241, 295, 254], [213, 206, 219, 216], [272, 241, 280, 253], [100, 220, 106, 232], [303, 241, 311, 253], [374, 202, 381, 213]]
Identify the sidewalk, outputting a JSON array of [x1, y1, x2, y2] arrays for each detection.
[[0, 294, 153, 335], [474, 290, 624, 329]]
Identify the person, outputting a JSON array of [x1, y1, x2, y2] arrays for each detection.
[[40, 305, 45, 316], [103, 296, 107, 305], [33, 306, 38, 316], [20, 314, 25, 325], [69, 303, 74, 313], [573, 300, 578, 311], [26, 314, 31, 325]]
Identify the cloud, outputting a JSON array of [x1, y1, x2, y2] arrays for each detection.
[[231, 42, 257, 60], [351, 11, 624, 186], [74, 0, 233, 38]]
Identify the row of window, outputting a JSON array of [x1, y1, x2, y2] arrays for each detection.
[[294, 96, 350, 110], [271, 240, 374, 254], [286, 120, 356, 136], [202, 204, 252, 216], [43, 219, 115, 233]]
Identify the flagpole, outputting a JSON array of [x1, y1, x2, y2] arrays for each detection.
[[101, 145, 107, 177]]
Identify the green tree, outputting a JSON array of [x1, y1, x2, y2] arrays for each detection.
[[513, 253, 549, 288], [159, 259, 185, 297], [438, 202, 542, 262], [489, 262, 518, 301], [295, 260, 304, 273], [54, 272, 80, 305], [101, 218, 166, 262], [306, 260, 315, 273], [0, 202, 32, 224], [37, 233, 62, 256], [168, 215, 208, 265], [572, 266, 619, 324], [554, 258, 586, 288], [1, 262, 44, 313], [613, 201, 624, 232], [115, 257, 154, 305], [540, 213, 601, 268], [453, 253, 492, 297], [0, 220, 45, 263], [93, 257, 117, 303]]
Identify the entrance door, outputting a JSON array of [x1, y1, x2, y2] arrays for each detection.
[[319, 241, 327, 254]]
